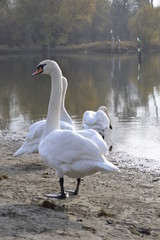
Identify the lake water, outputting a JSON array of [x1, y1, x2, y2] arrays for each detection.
[[0, 53, 160, 161]]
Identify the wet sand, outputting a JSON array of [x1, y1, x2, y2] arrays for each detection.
[[0, 130, 160, 240]]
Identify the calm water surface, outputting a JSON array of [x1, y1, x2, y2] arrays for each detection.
[[0, 53, 160, 161]]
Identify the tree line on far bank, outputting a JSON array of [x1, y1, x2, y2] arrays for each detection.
[[0, 0, 159, 49]]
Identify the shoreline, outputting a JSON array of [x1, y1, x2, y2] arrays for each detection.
[[1, 41, 160, 56], [0, 131, 160, 239]]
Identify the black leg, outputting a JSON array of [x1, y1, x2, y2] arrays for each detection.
[[68, 178, 81, 196], [59, 177, 81, 197], [57, 177, 71, 199], [74, 178, 81, 195], [44, 177, 68, 199], [44, 178, 80, 199], [59, 177, 66, 198]]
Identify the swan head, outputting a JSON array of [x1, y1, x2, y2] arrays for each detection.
[[98, 106, 112, 129], [98, 106, 108, 113], [32, 60, 62, 77]]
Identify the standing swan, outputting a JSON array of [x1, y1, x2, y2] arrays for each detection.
[[13, 76, 74, 156], [32, 60, 119, 199], [82, 106, 112, 138]]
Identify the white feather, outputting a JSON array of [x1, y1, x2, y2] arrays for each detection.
[[13, 77, 74, 156], [82, 106, 112, 137], [33, 60, 119, 182]]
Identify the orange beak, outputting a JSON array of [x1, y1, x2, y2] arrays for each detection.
[[32, 66, 43, 76]]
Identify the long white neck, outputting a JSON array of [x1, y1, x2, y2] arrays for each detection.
[[41, 69, 62, 140], [60, 77, 73, 125]]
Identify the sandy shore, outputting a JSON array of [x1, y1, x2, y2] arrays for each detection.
[[0, 130, 160, 240]]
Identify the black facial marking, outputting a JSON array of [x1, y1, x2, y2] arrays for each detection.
[[37, 63, 46, 71]]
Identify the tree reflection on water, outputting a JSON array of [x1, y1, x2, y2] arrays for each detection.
[[0, 53, 160, 160]]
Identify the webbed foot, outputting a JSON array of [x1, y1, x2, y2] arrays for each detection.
[[67, 190, 78, 196], [44, 192, 69, 199]]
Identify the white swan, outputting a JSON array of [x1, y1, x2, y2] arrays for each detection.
[[32, 60, 119, 199], [82, 106, 112, 138], [13, 76, 74, 156], [13, 76, 106, 157]]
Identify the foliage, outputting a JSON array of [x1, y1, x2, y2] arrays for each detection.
[[58, 0, 96, 43], [129, 4, 160, 46], [0, 0, 159, 48], [89, 0, 111, 41]]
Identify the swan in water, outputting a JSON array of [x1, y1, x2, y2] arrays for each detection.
[[13, 76, 74, 156], [32, 59, 119, 199], [82, 106, 112, 138]]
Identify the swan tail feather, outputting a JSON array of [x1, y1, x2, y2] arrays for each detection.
[[13, 145, 38, 156], [100, 157, 120, 172], [101, 163, 120, 172], [13, 147, 25, 157]]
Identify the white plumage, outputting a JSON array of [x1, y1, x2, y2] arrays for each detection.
[[76, 129, 108, 155], [40, 129, 114, 178], [31, 59, 119, 199], [13, 76, 74, 156], [82, 106, 112, 138]]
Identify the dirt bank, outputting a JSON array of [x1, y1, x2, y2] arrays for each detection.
[[0, 130, 160, 240]]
